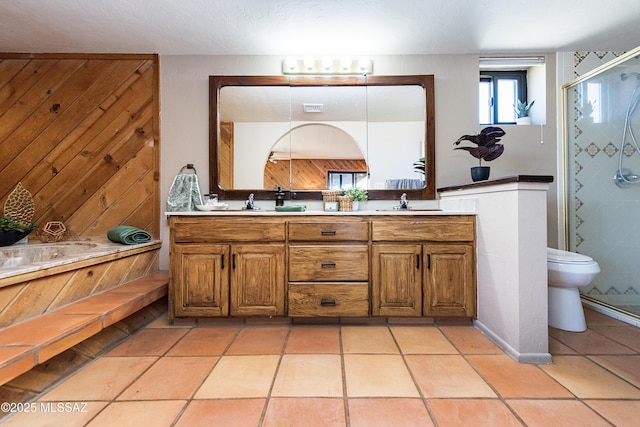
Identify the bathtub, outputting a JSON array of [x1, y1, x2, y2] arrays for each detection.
[[0, 241, 159, 280], [0, 240, 162, 328]]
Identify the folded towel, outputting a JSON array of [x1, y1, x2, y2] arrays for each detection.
[[275, 205, 307, 212], [107, 226, 152, 245]]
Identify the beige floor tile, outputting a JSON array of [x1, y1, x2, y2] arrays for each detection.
[[590, 325, 640, 352], [348, 398, 434, 427], [549, 328, 635, 355], [272, 354, 343, 397], [427, 399, 522, 427], [263, 398, 345, 427], [549, 336, 579, 355], [86, 400, 186, 427], [344, 354, 419, 397], [105, 328, 188, 356], [285, 325, 341, 354], [508, 399, 611, 427], [117, 356, 217, 400], [540, 355, 640, 399], [167, 327, 240, 356], [174, 399, 266, 427], [467, 355, 573, 398], [1, 402, 108, 427], [588, 355, 640, 388], [584, 308, 628, 327], [41, 357, 157, 401], [341, 325, 399, 354], [406, 355, 496, 398], [584, 399, 640, 427], [194, 355, 280, 398], [391, 326, 458, 354], [439, 325, 503, 354], [225, 325, 289, 355]]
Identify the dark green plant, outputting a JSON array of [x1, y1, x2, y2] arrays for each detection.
[[413, 157, 425, 175], [0, 215, 37, 232], [453, 126, 506, 166]]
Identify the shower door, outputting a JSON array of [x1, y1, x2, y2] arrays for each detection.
[[564, 47, 640, 318]]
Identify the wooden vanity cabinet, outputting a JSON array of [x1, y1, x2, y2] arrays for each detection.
[[169, 216, 285, 318], [169, 214, 476, 320], [371, 216, 476, 317]]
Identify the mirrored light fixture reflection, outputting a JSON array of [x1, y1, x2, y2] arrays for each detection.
[[283, 56, 373, 75]]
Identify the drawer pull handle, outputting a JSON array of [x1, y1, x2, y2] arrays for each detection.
[[321, 262, 336, 268], [320, 229, 337, 235], [320, 299, 337, 306]]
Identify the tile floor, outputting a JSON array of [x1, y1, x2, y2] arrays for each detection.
[[2, 308, 639, 426]]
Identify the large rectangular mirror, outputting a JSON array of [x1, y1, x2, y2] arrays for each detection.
[[209, 75, 435, 200]]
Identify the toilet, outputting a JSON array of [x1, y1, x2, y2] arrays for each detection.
[[547, 247, 600, 332]]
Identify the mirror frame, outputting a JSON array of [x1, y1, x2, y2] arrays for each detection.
[[209, 74, 435, 201]]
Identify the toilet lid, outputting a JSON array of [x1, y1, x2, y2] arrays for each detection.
[[547, 248, 594, 264]]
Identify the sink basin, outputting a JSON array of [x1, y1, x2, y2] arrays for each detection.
[[376, 208, 442, 212]]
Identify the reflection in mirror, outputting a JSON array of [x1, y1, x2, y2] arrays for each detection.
[[210, 75, 436, 201], [265, 124, 367, 190], [367, 85, 425, 190]]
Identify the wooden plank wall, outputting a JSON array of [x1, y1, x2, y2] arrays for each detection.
[[0, 54, 160, 238], [264, 159, 367, 190]]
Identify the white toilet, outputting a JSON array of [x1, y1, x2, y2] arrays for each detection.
[[547, 247, 600, 332]]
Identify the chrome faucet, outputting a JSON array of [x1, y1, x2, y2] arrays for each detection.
[[244, 193, 257, 210], [394, 193, 410, 210]]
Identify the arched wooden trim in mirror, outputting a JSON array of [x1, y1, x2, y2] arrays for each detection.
[[209, 75, 435, 201]]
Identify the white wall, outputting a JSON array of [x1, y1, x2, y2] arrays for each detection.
[[160, 54, 560, 269]]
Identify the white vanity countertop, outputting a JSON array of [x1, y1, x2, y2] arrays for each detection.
[[165, 209, 475, 216]]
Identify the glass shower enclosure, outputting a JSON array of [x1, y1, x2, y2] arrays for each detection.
[[564, 46, 640, 320]]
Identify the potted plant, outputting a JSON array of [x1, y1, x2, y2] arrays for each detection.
[[0, 215, 37, 246], [453, 126, 506, 182], [344, 188, 368, 211], [514, 99, 535, 125]]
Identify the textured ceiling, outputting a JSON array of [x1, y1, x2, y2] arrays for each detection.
[[1, 0, 640, 55]]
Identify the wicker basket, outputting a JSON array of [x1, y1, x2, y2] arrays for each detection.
[[321, 190, 341, 203], [338, 195, 353, 211]]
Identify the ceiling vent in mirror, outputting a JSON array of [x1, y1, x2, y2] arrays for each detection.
[[303, 103, 323, 113]]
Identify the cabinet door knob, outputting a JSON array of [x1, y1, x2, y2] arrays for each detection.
[[320, 299, 337, 306]]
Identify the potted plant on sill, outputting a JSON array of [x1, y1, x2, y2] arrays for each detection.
[[453, 126, 506, 182], [344, 188, 367, 211], [515, 99, 535, 125]]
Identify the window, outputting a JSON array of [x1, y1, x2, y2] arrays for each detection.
[[327, 171, 368, 190], [479, 71, 528, 125]]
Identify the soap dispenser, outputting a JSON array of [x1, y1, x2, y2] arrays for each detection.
[[275, 187, 285, 207]]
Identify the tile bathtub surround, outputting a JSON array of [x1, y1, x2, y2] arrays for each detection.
[[1, 308, 639, 426]]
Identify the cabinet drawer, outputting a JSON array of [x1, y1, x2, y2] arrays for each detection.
[[288, 282, 369, 317], [372, 216, 475, 242], [288, 221, 369, 241], [172, 217, 285, 243], [289, 245, 369, 281]]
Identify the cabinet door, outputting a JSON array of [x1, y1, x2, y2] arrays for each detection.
[[230, 244, 285, 316], [372, 244, 422, 316], [173, 244, 229, 317], [423, 243, 476, 317]]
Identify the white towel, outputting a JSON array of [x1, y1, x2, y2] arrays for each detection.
[[166, 173, 203, 212]]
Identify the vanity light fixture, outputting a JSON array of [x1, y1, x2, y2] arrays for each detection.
[[282, 56, 373, 75], [479, 56, 545, 69]]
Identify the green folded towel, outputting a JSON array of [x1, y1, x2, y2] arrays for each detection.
[[107, 226, 152, 245], [275, 205, 307, 212]]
